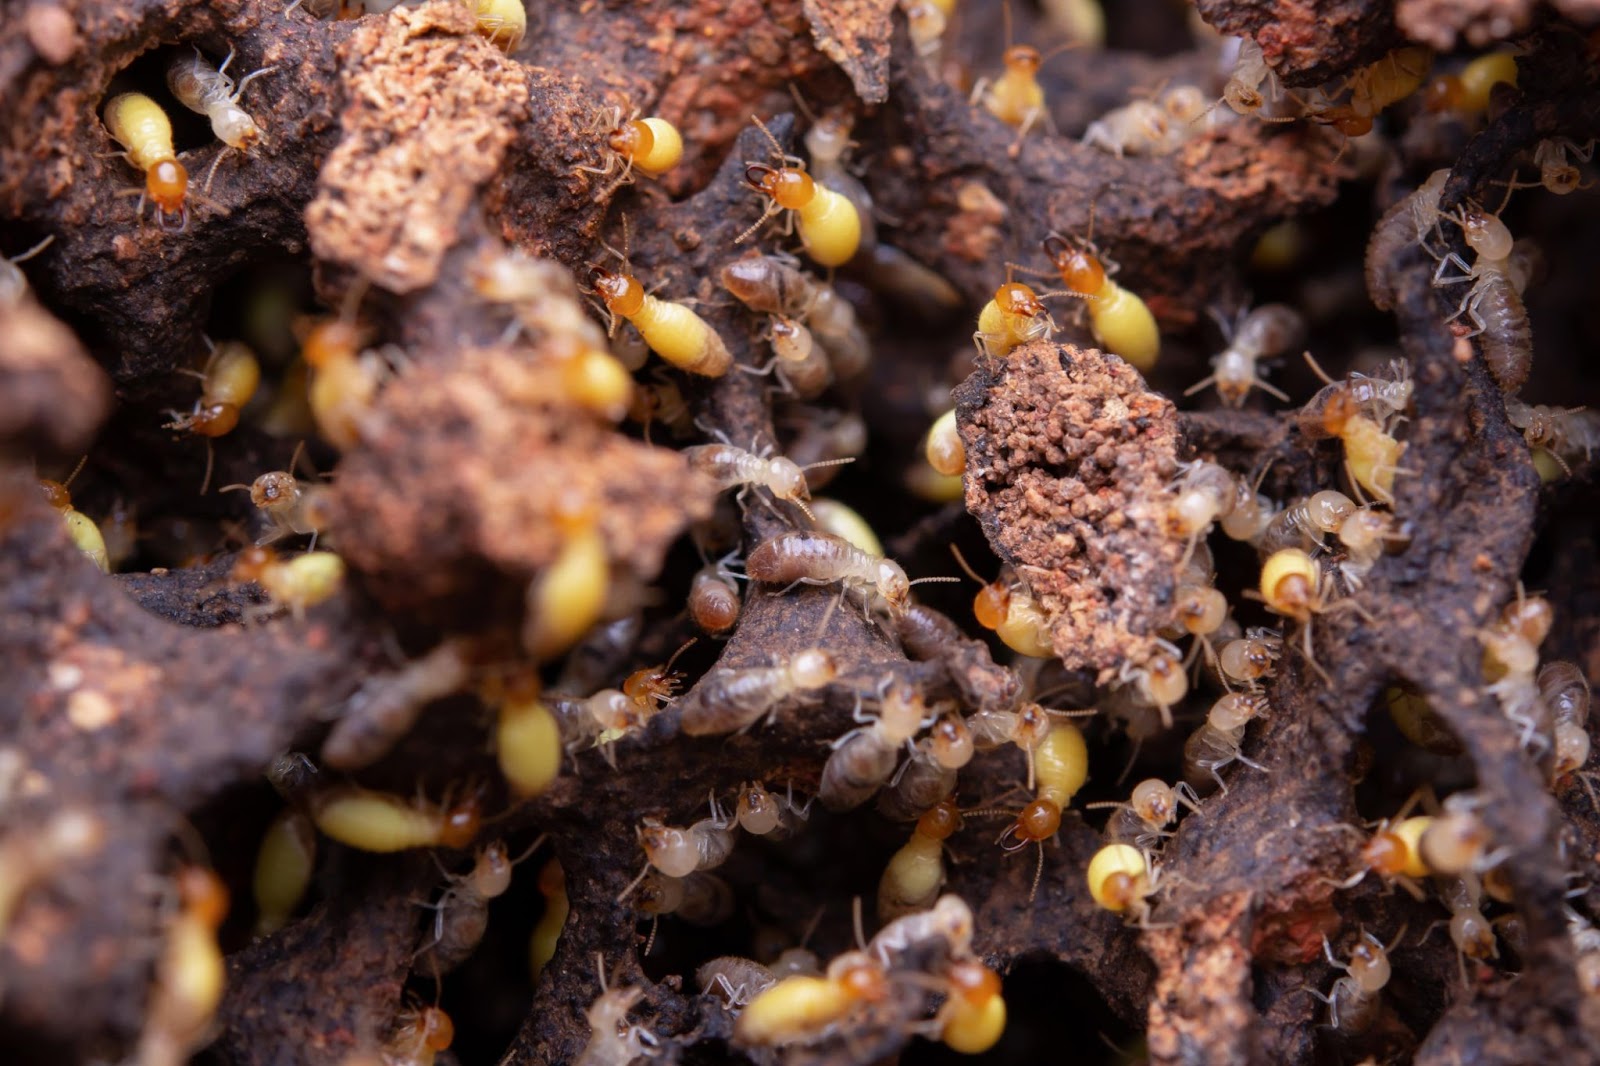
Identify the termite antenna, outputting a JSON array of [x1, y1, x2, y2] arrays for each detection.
[[908, 576, 963, 587], [800, 457, 856, 472], [1303, 349, 1337, 386], [616, 861, 651, 903], [949, 543, 988, 584]]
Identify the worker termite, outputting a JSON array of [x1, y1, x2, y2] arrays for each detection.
[[722, 254, 873, 383], [978, 721, 1088, 898], [577, 106, 683, 200], [1309, 928, 1403, 1034], [1184, 303, 1304, 407], [164, 339, 262, 492], [1081, 85, 1212, 158], [683, 442, 850, 523], [252, 808, 316, 935], [699, 955, 779, 1010], [383, 1002, 455, 1066], [523, 497, 608, 660], [590, 264, 731, 377], [472, 0, 527, 51], [1428, 874, 1499, 985], [1042, 224, 1160, 370], [1115, 643, 1190, 729], [1426, 199, 1532, 393], [735, 780, 811, 837], [878, 714, 974, 821], [1479, 590, 1554, 751], [677, 647, 838, 736], [1524, 138, 1596, 196], [529, 857, 567, 979], [1316, 391, 1407, 507], [414, 839, 538, 978], [1086, 843, 1162, 926], [166, 48, 276, 190], [750, 315, 832, 398], [1182, 692, 1270, 793], [936, 958, 1008, 1054], [1540, 660, 1591, 782], [323, 640, 475, 771], [1213, 36, 1289, 120], [973, 279, 1058, 358], [219, 443, 329, 548], [737, 117, 863, 268], [136, 868, 228, 1066], [1301, 353, 1414, 435], [0, 807, 106, 937], [1422, 51, 1517, 118], [231, 546, 346, 620], [38, 459, 110, 572], [1086, 778, 1202, 851], [869, 892, 977, 966], [1365, 169, 1450, 311], [733, 950, 890, 1047], [878, 800, 961, 922], [103, 91, 191, 229], [1505, 397, 1599, 474], [746, 529, 927, 615], [618, 796, 738, 904], [0, 234, 53, 306], [1256, 489, 1356, 558], [309, 784, 482, 853], [821, 681, 933, 812], [689, 561, 742, 635], [576, 956, 658, 1066]]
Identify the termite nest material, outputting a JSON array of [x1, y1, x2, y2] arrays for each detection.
[[953, 339, 1186, 680]]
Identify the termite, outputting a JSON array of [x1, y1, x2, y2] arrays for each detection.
[[1115, 643, 1190, 729], [936, 957, 1008, 1054], [974, 280, 1056, 358], [252, 807, 316, 936], [1300, 353, 1414, 435], [1182, 691, 1270, 793], [869, 892, 977, 966], [734, 950, 890, 1047], [1417, 794, 1496, 877], [1427, 198, 1532, 392], [1422, 51, 1517, 118], [1256, 489, 1356, 557], [971, 40, 1061, 153], [735, 780, 808, 837], [322, 639, 473, 771], [878, 800, 961, 922], [38, 459, 109, 572], [1213, 37, 1287, 120], [1365, 169, 1449, 311], [495, 689, 561, 798], [1317, 391, 1407, 506], [1310, 929, 1403, 1033], [103, 91, 191, 229], [724, 254, 873, 382], [878, 714, 974, 821], [0, 807, 105, 937], [136, 868, 228, 1066], [529, 857, 567, 979], [590, 265, 731, 377], [577, 956, 659, 1066], [1042, 223, 1160, 370], [752, 315, 832, 398], [699, 955, 779, 1010], [1540, 660, 1591, 782], [689, 561, 742, 635], [1256, 546, 1369, 677], [1480, 591, 1554, 752], [0, 234, 54, 306], [736, 117, 862, 268], [820, 680, 932, 812], [383, 1002, 455, 1066], [472, 0, 527, 51], [576, 106, 683, 200], [980, 721, 1088, 899], [677, 648, 838, 736], [1185, 303, 1304, 407], [621, 794, 738, 897], [1311, 45, 1431, 136], [523, 498, 609, 660], [950, 546, 1055, 658], [309, 784, 482, 853], [1429, 874, 1499, 986], [683, 442, 850, 522], [1332, 809, 1433, 898], [1082, 86, 1210, 158], [1086, 843, 1162, 926], [299, 298, 383, 451], [1505, 397, 1598, 475], [166, 48, 276, 190], [219, 443, 329, 548], [164, 339, 262, 492], [746, 530, 916, 613], [414, 838, 536, 978], [1526, 138, 1596, 196], [231, 546, 346, 620], [1087, 778, 1202, 850]]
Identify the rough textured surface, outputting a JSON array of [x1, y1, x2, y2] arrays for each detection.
[[955, 341, 1185, 680]]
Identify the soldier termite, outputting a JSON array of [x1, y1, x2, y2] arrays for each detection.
[[877, 800, 961, 922], [736, 116, 862, 268], [576, 106, 683, 200], [231, 546, 346, 620], [135, 868, 229, 1066], [164, 339, 262, 493], [309, 784, 482, 853], [38, 458, 109, 572], [1042, 223, 1160, 370], [103, 91, 192, 229]]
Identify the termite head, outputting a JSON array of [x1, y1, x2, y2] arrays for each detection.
[[39, 479, 71, 511], [438, 787, 485, 849], [1460, 208, 1513, 261], [301, 318, 367, 369], [767, 457, 810, 505], [231, 545, 278, 584], [177, 866, 230, 929], [1346, 934, 1391, 990], [247, 471, 299, 510], [1500, 595, 1553, 647], [590, 268, 645, 317], [790, 648, 837, 689], [929, 715, 975, 769], [1130, 779, 1179, 827], [1003, 45, 1042, 75], [876, 558, 911, 608], [919, 799, 963, 841], [1042, 235, 1106, 295], [992, 282, 1046, 321], [1000, 798, 1061, 850], [474, 841, 515, 897], [1260, 548, 1318, 622], [178, 401, 241, 437], [827, 951, 890, 1002], [147, 158, 188, 217], [804, 113, 853, 163], [1223, 80, 1264, 114], [608, 119, 654, 159], [744, 164, 814, 210]]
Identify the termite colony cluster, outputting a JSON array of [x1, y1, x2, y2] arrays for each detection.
[[4, 0, 1600, 1062]]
